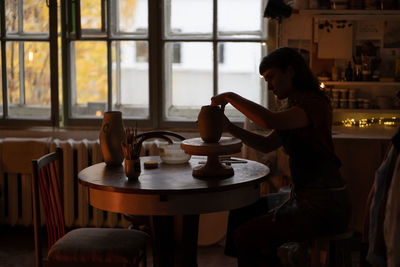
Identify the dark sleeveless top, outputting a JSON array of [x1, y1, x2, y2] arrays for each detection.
[[276, 92, 345, 190]]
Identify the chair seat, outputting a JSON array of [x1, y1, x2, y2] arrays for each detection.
[[48, 228, 150, 264]]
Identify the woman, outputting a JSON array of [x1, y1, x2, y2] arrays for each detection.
[[211, 47, 351, 266]]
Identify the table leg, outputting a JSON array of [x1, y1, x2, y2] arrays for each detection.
[[182, 214, 200, 267], [151, 216, 175, 267], [151, 215, 200, 267]]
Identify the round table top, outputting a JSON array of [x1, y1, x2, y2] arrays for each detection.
[[181, 137, 242, 156], [78, 156, 270, 195]]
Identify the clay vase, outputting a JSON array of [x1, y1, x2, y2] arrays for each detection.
[[197, 105, 223, 143], [99, 111, 125, 166]]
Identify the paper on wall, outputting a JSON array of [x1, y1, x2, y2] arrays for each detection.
[[317, 20, 353, 59]]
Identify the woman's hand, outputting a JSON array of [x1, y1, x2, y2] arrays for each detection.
[[221, 113, 232, 133], [211, 92, 234, 107]]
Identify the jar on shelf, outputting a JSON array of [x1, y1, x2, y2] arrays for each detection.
[[339, 88, 349, 100], [330, 0, 349, 9], [309, 0, 319, 9], [349, 0, 364, 9], [349, 89, 357, 99], [358, 98, 371, 109], [332, 98, 340, 108], [349, 99, 358, 109], [340, 99, 349, 109], [332, 88, 340, 99], [378, 0, 395, 9], [364, 0, 378, 9]]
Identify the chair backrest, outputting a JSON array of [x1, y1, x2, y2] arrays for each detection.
[[32, 147, 65, 267]]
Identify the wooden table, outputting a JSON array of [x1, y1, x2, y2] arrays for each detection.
[[78, 155, 269, 267]]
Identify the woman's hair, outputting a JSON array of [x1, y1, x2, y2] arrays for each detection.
[[259, 47, 320, 93]]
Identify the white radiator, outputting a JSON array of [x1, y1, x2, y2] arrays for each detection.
[[0, 138, 134, 228]]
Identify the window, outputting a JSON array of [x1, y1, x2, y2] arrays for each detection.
[[1, 0, 58, 126], [1, 0, 268, 128], [163, 0, 268, 127]]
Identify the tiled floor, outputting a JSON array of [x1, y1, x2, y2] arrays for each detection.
[[0, 225, 237, 267]]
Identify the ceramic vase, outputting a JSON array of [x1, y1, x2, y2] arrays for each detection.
[[197, 105, 223, 143], [100, 111, 125, 166]]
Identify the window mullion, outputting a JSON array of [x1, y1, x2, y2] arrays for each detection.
[[115, 42, 121, 106], [106, 0, 112, 111], [61, 0, 70, 125], [18, 0, 25, 105], [0, 0, 7, 117], [49, 0, 59, 127], [213, 0, 218, 97], [149, 0, 162, 128], [19, 42, 25, 105]]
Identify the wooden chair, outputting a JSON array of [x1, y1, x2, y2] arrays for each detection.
[[32, 147, 151, 267]]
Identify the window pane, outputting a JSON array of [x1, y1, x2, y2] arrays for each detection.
[[112, 41, 149, 119], [165, 42, 213, 120], [72, 42, 107, 118], [7, 42, 50, 119], [23, 0, 49, 33], [218, 42, 262, 103], [7, 42, 21, 116], [6, 0, 49, 33], [5, 0, 19, 33], [218, 0, 262, 34], [81, 0, 102, 30], [165, 0, 213, 35], [117, 0, 148, 33]]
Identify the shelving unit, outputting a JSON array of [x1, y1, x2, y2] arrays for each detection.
[[323, 81, 400, 86], [299, 9, 400, 18], [333, 108, 399, 113], [280, 9, 400, 124]]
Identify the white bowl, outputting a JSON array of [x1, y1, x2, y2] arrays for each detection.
[[158, 142, 191, 164]]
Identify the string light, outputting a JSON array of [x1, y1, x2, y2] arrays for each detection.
[[341, 116, 398, 127]]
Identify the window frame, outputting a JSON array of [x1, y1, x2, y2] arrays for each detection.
[[0, 0, 268, 129], [0, 0, 59, 127], [159, 0, 269, 129]]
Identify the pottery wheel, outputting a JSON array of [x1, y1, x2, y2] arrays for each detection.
[[181, 137, 242, 179]]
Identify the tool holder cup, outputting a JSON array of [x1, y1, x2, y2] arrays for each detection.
[[124, 158, 141, 180]]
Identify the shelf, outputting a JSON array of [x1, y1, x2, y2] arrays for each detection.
[[299, 9, 400, 15], [298, 9, 400, 20], [322, 81, 400, 86], [333, 108, 399, 113]]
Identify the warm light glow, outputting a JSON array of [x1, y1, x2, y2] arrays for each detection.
[[96, 110, 102, 117], [261, 42, 267, 46], [341, 116, 398, 127], [28, 51, 34, 61], [320, 82, 325, 89]]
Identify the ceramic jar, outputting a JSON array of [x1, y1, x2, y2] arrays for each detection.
[[197, 105, 224, 143], [99, 111, 125, 166]]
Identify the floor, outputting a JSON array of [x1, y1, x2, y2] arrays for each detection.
[[0, 225, 237, 267]]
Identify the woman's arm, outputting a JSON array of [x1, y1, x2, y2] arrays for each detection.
[[225, 119, 282, 154], [212, 92, 310, 130]]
